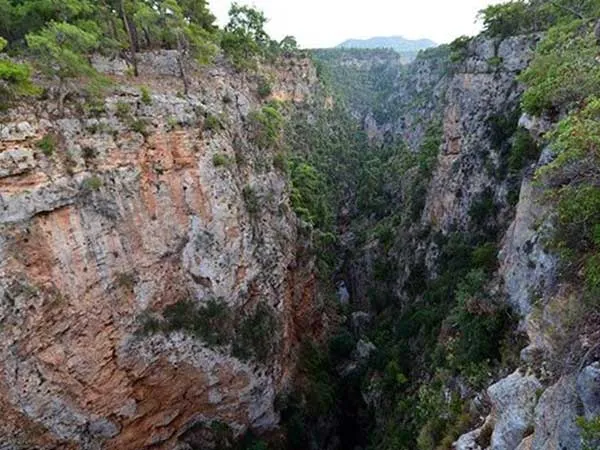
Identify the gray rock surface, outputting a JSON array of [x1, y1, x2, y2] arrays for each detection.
[[488, 371, 541, 450], [577, 362, 600, 419], [424, 35, 538, 233], [0, 52, 320, 450], [531, 376, 581, 450]]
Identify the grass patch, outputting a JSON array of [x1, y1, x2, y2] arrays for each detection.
[[243, 185, 260, 215], [83, 175, 103, 191], [36, 133, 59, 156], [140, 86, 152, 105], [131, 119, 150, 136], [115, 101, 131, 119]]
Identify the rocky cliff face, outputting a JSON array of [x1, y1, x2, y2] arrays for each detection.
[[422, 35, 598, 450], [424, 35, 538, 232], [0, 52, 321, 450]]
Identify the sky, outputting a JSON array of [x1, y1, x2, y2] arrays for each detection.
[[207, 0, 510, 48]]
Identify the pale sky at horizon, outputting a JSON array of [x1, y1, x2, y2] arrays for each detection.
[[207, 0, 510, 48]]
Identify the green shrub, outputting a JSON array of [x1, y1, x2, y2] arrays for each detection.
[[536, 100, 600, 290], [83, 175, 103, 191], [232, 302, 278, 362], [538, 97, 600, 179], [509, 128, 539, 173], [220, 31, 260, 71], [577, 416, 600, 450], [162, 299, 232, 346], [418, 122, 442, 177], [289, 160, 333, 229], [487, 56, 503, 69], [297, 341, 336, 416], [0, 59, 37, 109], [257, 77, 272, 98], [479, 1, 537, 38], [140, 86, 152, 105], [272, 151, 287, 172], [138, 311, 162, 334], [248, 102, 284, 148], [81, 146, 96, 160], [446, 269, 511, 367], [469, 189, 497, 229], [555, 185, 600, 256], [131, 119, 150, 136], [165, 116, 179, 131], [328, 330, 356, 361], [213, 153, 232, 167], [115, 101, 131, 118], [36, 133, 59, 156], [520, 21, 600, 115], [552, 184, 600, 293], [584, 254, 600, 294], [488, 110, 520, 151], [243, 185, 260, 215], [472, 242, 498, 273], [140, 298, 278, 362], [204, 113, 223, 131], [449, 36, 471, 63], [115, 272, 136, 291], [85, 98, 106, 117]]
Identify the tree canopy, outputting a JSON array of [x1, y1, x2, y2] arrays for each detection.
[[0, 0, 300, 110]]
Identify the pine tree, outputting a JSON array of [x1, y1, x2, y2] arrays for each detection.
[[0, 36, 37, 109], [221, 3, 270, 69], [26, 21, 100, 114], [159, 0, 216, 94]]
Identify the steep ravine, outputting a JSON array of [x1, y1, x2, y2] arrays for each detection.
[[313, 29, 600, 450], [2, 20, 600, 450]]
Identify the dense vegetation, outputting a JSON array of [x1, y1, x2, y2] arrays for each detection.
[[483, 0, 600, 443], [278, 45, 522, 450], [311, 45, 451, 125], [0, 0, 299, 109]]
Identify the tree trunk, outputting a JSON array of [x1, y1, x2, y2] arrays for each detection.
[[176, 34, 189, 95], [143, 28, 151, 48], [58, 78, 66, 117], [120, 0, 138, 77]]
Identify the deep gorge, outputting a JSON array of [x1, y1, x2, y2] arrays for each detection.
[[1, 1, 600, 449]]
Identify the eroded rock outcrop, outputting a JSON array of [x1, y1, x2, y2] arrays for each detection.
[[0, 52, 321, 449], [424, 35, 540, 232]]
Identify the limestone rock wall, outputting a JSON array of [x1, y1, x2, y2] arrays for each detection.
[[424, 35, 540, 233], [447, 36, 600, 450], [0, 52, 320, 450]]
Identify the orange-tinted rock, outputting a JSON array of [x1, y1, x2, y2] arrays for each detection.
[[0, 53, 321, 449]]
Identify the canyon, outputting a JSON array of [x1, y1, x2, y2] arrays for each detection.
[[1, 3, 600, 450]]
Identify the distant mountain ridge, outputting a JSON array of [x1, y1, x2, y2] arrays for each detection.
[[336, 36, 437, 62]]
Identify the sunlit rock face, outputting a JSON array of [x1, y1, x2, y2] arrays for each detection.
[[424, 35, 539, 233], [0, 52, 323, 450]]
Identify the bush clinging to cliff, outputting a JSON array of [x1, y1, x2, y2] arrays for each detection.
[[140, 299, 279, 363], [520, 20, 600, 115]]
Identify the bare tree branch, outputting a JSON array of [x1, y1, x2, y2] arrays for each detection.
[[549, 0, 585, 19]]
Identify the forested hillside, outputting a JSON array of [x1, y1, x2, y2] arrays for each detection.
[[0, 0, 300, 112], [336, 36, 436, 63]]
